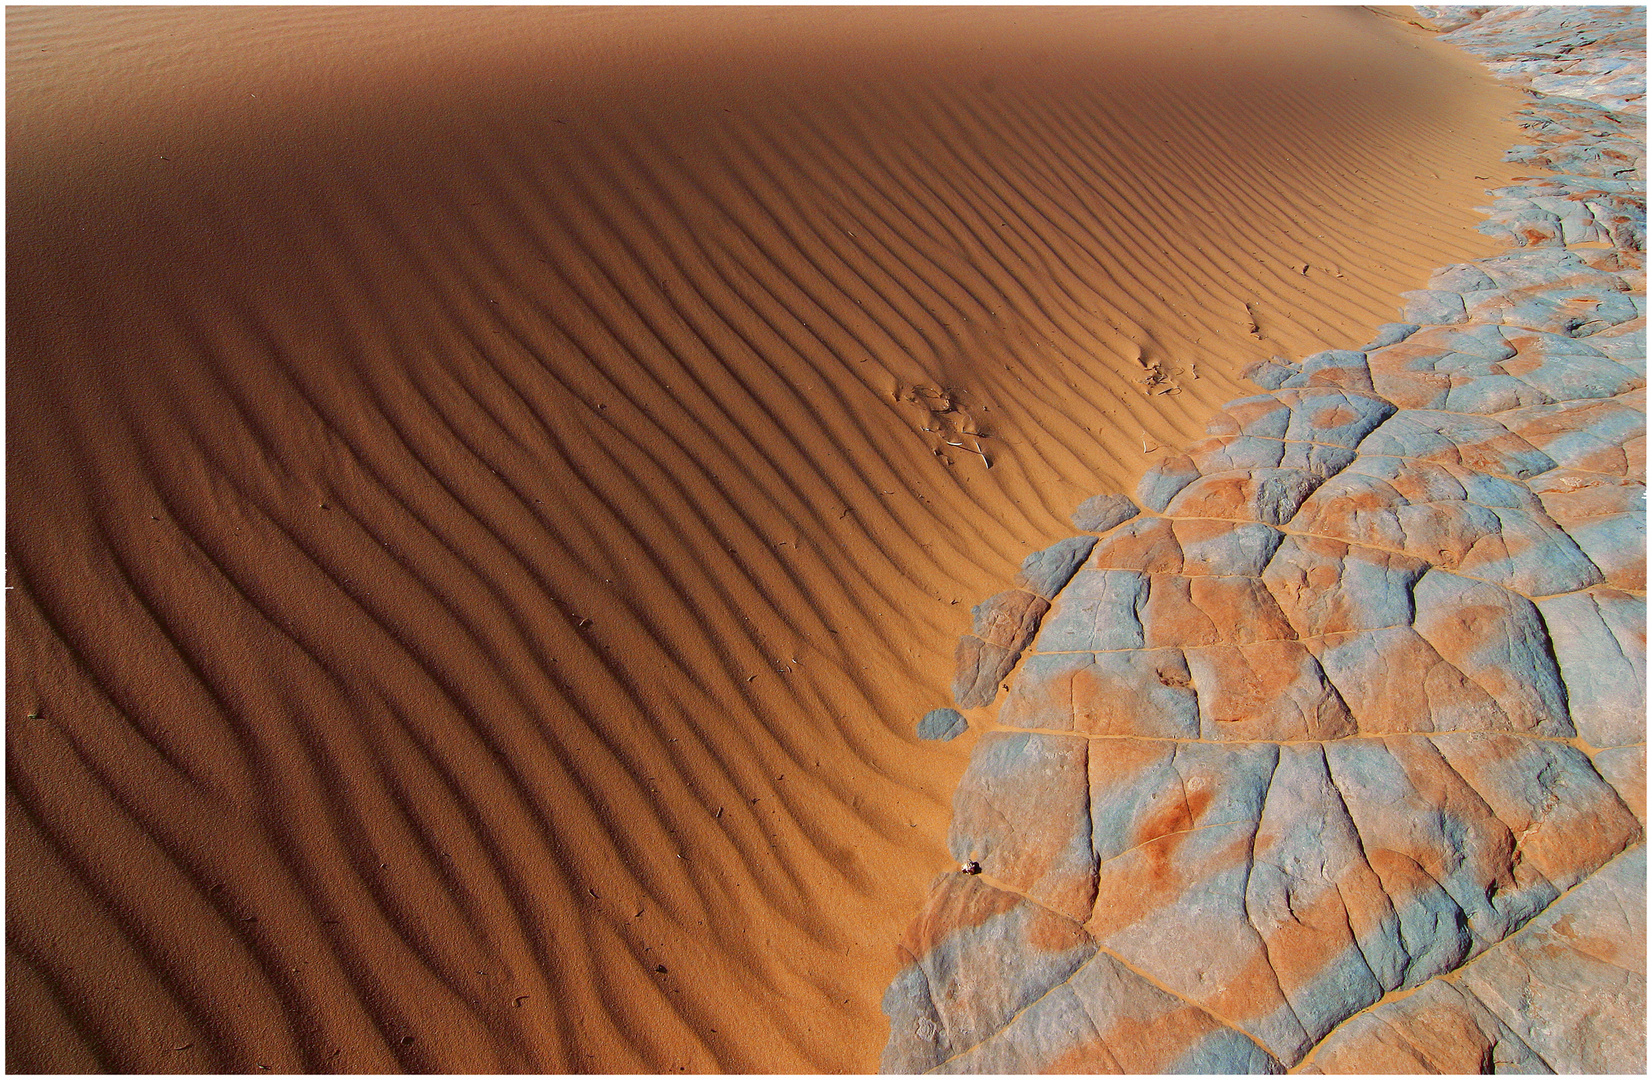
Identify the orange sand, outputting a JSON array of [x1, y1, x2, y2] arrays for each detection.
[[7, 6, 1522, 1071]]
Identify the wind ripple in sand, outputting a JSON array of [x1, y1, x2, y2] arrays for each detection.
[[8, 6, 1525, 1071]]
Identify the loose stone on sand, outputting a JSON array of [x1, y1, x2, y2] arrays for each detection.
[[915, 708, 968, 742]]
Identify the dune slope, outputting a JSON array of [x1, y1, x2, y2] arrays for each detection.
[[8, 6, 1523, 1071]]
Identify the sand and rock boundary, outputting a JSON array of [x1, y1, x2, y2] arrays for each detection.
[[882, 7, 1646, 1073]]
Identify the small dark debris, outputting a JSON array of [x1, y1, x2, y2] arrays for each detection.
[[654, 964, 669, 974]]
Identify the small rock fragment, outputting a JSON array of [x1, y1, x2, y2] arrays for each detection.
[[916, 707, 969, 742]]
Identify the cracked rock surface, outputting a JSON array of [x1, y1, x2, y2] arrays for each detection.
[[883, 6, 1646, 1073]]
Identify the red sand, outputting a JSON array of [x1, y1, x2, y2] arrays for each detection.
[[7, 6, 1522, 1071]]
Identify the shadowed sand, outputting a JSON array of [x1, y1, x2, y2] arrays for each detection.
[[7, 6, 1523, 1071]]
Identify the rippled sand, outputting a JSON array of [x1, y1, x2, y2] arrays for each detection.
[[7, 6, 1522, 1071]]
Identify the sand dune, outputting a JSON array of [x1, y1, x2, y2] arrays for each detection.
[[8, 6, 1524, 1071]]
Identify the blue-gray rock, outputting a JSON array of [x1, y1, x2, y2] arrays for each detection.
[[1304, 977, 1554, 1073], [1411, 570, 1572, 735], [1401, 288, 1469, 325], [1276, 388, 1397, 448], [1475, 247, 1611, 290], [1247, 746, 1390, 1034], [1499, 349, 1642, 405], [1357, 409, 1557, 480], [1174, 519, 1283, 577], [1014, 535, 1098, 599], [1429, 732, 1639, 895], [917, 707, 969, 742], [1429, 263, 1498, 292], [1087, 740, 1315, 1059], [880, 873, 1098, 1073], [1479, 204, 1566, 246], [1454, 845, 1647, 1074], [1244, 358, 1298, 390], [934, 948, 1286, 1074], [1189, 432, 1284, 474], [1563, 510, 1646, 592], [1261, 535, 1426, 637], [1134, 453, 1200, 511], [969, 588, 1049, 649], [1592, 747, 1645, 825], [1164, 466, 1324, 525], [951, 636, 1016, 709], [1219, 392, 1296, 439], [1589, 320, 1646, 361], [1501, 396, 1644, 476], [1465, 286, 1641, 337], [1324, 736, 1555, 950], [1535, 588, 1645, 747], [1030, 568, 1148, 653], [954, 590, 1053, 707], [1358, 322, 1420, 350], [1293, 349, 1375, 392], [997, 649, 1200, 738], [1068, 492, 1139, 534], [1277, 440, 1359, 479], [1448, 504, 1605, 596], [947, 732, 1095, 922]]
